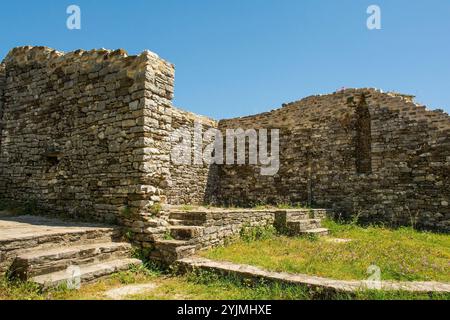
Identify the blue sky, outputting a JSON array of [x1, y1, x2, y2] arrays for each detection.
[[1, 0, 449, 119]]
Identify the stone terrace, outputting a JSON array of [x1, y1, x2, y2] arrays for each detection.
[[150, 206, 331, 264], [0, 214, 141, 286]]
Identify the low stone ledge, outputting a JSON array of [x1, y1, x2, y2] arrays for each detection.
[[177, 257, 450, 294]]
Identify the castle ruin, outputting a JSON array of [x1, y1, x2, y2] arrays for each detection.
[[0, 46, 448, 270]]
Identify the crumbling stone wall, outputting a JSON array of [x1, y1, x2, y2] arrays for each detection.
[[217, 89, 450, 231], [188, 208, 329, 251], [135, 103, 218, 206], [0, 46, 216, 231], [0, 63, 5, 174], [0, 46, 175, 221], [0, 46, 448, 233]]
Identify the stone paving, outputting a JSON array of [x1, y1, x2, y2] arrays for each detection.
[[0, 215, 114, 243], [178, 257, 450, 294], [104, 283, 158, 300]]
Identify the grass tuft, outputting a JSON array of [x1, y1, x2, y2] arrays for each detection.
[[239, 224, 277, 242]]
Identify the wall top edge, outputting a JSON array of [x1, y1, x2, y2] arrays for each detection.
[[1, 46, 174, 69]]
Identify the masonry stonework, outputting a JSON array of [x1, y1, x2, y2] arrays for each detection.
[[159, 108, 217, 205], [217, 90, 450, 231], [0, 46, 176, 221], [0, 63, 5, 175], [0, 46, 449, 236]]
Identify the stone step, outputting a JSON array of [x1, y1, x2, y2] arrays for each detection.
[[31, 258, 142, 288], [289, 218, 322, 224], [150, 240, 196, 264], [300, 228, 330, 237], [286, 218, 322, 234], [169, 226, 204, 241], [11, 242, 133, 279], [168, 211, 208, 222], [0, 226, 121, 253], [275, 210, 311, 232], [0, 216, 124, 275]]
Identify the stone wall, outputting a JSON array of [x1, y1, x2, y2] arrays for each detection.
[[0, 46, 175, 221], [217, 89, 450, 231], [192, 209, 276, 250], [0, 63, 5, 177], [166, 108, 217, 205], [135, 104, 217, 206], [0, 46, 448, 233], [0, 46, 218, 253], [189, 208, 329, 250]]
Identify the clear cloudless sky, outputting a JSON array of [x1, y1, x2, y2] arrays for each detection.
[[0, 0, 449, 119]]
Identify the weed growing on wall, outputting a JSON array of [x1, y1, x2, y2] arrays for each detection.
[[149, 203, 162, 216]]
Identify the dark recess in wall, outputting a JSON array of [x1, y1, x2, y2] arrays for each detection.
[[355, 95, 372, 174]]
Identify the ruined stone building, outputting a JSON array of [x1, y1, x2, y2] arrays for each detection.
[[0, 46, 449, 236]]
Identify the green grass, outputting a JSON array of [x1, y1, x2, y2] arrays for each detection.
[[1, 266, 448, 300], [149, 203, 163, 216], [0, 277, 44, 300], [202, 220, 450, 282], [0, 217, 448, 300]]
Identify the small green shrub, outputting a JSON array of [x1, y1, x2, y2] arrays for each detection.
[[0, 276, 43, 300], [163, 230, 174, 240], [130, 248, 168, 275], [124, 229, 134, 241], [253, 204, 270, 210], [239, 224, 276, 242], [186, 268, 221, 285], [181, 205, 196, 211], [131, 246, 151, 261], [149, 203, 162, 216], [303, 233, 319, 242], [277, 202, 308, 210]]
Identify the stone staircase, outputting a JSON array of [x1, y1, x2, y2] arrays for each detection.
[[2, 216, 141, 288], [150, 208, 330, 264], [274, 209, 330, 236], [2, 208, 330, 284], [285, 218, 329, 236], [150, 211, 207, 264]]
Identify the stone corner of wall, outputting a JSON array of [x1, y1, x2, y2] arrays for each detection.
[[139, 49, 174, 69]]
